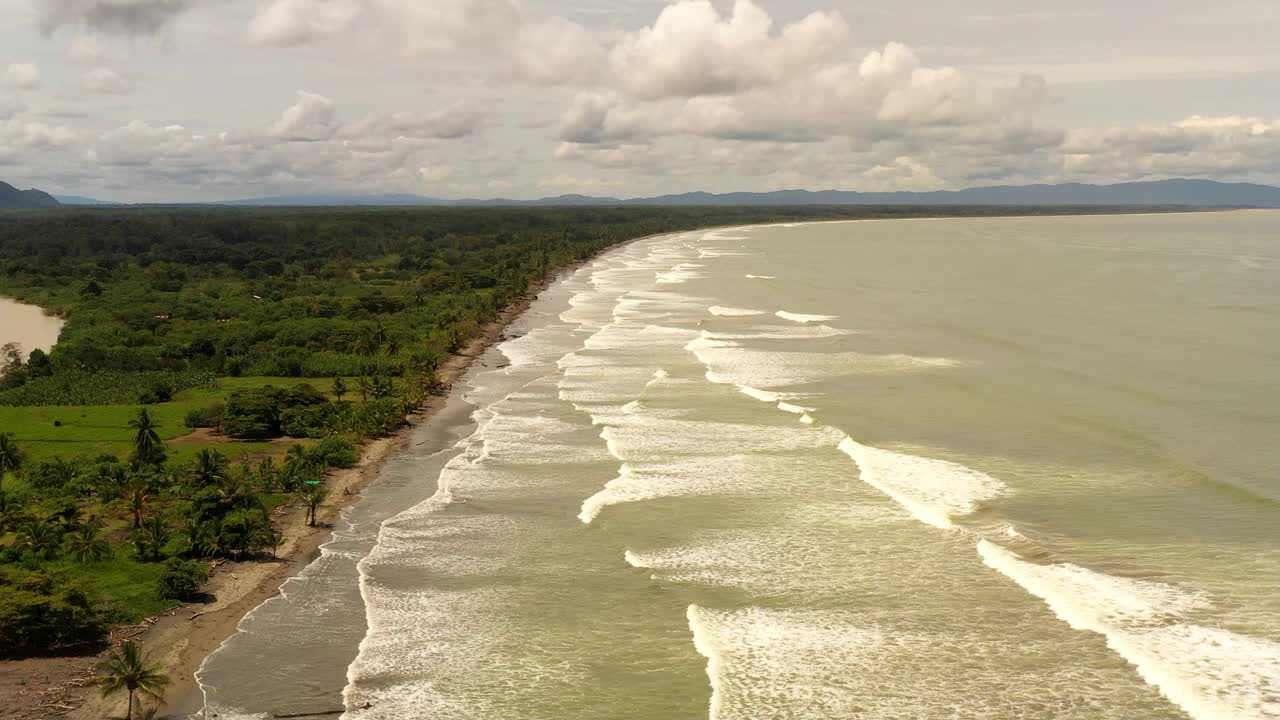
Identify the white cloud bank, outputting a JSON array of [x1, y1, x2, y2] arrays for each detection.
[[8, 0, 1280, 199]]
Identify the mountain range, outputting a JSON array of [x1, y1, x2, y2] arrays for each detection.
[[0, 181, 61, 210], [22, 178, 1280, 209], [213, 179, 1280, 208]]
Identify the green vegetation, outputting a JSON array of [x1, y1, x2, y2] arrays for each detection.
[[95, 639, 171, 719]]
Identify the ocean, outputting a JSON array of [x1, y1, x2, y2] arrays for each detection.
[[196, 211, 1280, 720]]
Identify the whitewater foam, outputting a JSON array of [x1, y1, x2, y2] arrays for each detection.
[[709, 306, 766, 317], [978, 541, 1280, 720], [776, 310, 838, 323], [838, 438, 1007, 529]]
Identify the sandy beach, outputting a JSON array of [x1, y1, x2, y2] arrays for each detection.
[[0, 259, 583, 720]]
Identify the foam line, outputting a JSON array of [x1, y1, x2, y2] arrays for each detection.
[[838, 437, 1006, 529], [776, 310, 838, 323], [978, 540, 1280, 720]]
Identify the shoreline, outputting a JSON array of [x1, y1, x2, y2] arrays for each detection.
[[4, 207, 1258, 719], [0, 255, 593, 720]]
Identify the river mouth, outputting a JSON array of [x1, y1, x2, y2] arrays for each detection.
[[0, 296, 63, 359]]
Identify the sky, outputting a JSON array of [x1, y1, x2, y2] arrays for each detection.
[[1, 0, 1279, 202]]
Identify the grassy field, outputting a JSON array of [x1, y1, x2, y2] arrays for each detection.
[[0, 376, 338, 463]]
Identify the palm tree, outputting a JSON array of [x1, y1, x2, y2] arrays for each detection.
[[132, 515, 171, 562], [128, 409, 163, 467], [122, 475, 151, 529], [332, 376, 348, 402], [301, 483, 327, 527], [66, 521, 113, 563], [17, 516, 63, 560], [356, 376, 372, 402], [0, 491, 26, 534], [0, 432, 23, 493], [370, 374, 395, 399], [96, 640, 170, 720], [96, 463, 129, 500], [255, 457, 281, 493], [192, 449, 227, 487]]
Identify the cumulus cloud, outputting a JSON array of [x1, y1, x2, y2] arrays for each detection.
[[1060, 115, 1280, 181], [271, 91, 339, 141], [83, 67, 136, 94], [248, 0, 362, 47], [0, 88, 487, 198], [3, 63, 43, 91], [247, 0, 520, 52], [341, 103, 484, 142], [608, 0, 849, 99], [34, 0, 191, 35]]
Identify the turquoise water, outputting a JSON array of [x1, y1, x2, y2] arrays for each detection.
[[199, 211, 1280, 720]]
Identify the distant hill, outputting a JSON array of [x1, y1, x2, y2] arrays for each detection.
[[216, 193, 447, 207], [0, 181, 61, 210], [56, 195, 122, 206], [209, 179, 1280, 208]]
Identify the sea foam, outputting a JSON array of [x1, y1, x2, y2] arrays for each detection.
[[978, 541, 1280, 720], [776, 310, 838, 323], [838, 438, 1007, 529], [709, 306, 766, 317]]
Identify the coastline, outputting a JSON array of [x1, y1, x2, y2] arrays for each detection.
[[0, 256, 591, 720], [4, 207, 1250, 719]]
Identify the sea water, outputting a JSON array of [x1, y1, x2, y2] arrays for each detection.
[[199, 212, 1280, 720]]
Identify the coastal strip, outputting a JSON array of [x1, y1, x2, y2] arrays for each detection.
[[36, 257, 590, 720]]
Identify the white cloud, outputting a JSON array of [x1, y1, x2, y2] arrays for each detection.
[[248, 0, 362, 47], [341, 103, 484, 142], [3, 63, 43, 91], [1059, 115, 1280, 181], [247, 0, 520, 52], [608, 0, 849, 100], [83, 66, 136, 94], [271, 91, 339, 141]]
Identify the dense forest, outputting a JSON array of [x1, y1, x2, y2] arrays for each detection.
[[0, 203, 1161, 657]]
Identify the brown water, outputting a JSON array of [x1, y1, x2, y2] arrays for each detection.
[[0, 296, 62, 358]]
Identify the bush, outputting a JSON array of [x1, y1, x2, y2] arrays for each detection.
[[184, 402, 225, 429], [154, 558, 209, 602], [222, 385, 328, 439], [137, 382, 173, 405], [0, 568, 108, 657], [310, 435, 359, 469]]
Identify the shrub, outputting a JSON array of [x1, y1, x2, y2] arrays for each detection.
[[309, 435, 359, 469], [154, 558, 209, 602], [183, 403, 225, 429], [0, 568, 108, 657], [137, 382, 173, 405]]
